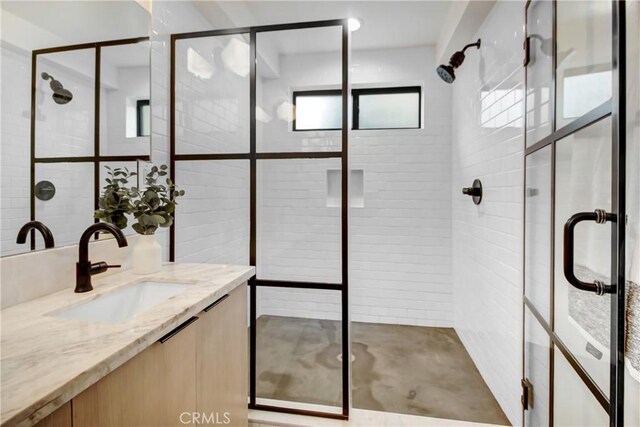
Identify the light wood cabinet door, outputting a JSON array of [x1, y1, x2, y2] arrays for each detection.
[[35, 402, 71, 427], [73, 318, 197, 427], [196, 284, 248, 427]]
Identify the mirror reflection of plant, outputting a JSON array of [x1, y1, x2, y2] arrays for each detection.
[[94, 166, 136, 229], [129, 164, 185, 235]]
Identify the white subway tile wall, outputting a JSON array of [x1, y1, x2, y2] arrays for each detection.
[[257, 158, 342, 285], [150, 1, 216, 259], [34, 162, 95, 249], [1, 45, 104, 254], [161, 21, 456, 327], [1, 42, 149, 255], [451, 1, 525, 425], [256, 46, 453, 325], [257, 287, 342, 321], [35, 49, 96, 158], [1, 44, 31, 256], [174, 34, 250, 155], [175, 160, 249, 265]]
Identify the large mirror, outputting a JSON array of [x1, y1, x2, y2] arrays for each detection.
[[1, 1, 151, 256]]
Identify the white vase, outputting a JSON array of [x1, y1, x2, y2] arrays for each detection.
[[132, 234, 162, 275]]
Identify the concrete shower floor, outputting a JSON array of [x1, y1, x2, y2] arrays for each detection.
[[256, 316, 510, 426]]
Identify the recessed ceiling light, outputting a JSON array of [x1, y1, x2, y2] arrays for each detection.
[[348, 18, 361, 32]]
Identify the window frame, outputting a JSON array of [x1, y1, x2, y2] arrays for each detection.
[[136, 99, 151, 137], [292, 86, 422, 132]]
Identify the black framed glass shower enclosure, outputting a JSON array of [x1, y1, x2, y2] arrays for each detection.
[[522, 1, 635, 426], [170, 20, 350, 419]]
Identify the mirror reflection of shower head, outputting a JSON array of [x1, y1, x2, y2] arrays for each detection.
[[41, 72, 73, 104], [436, 39, 481, 84]]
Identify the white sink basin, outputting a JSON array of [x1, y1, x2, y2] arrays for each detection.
[[51, 281, 191, 323]]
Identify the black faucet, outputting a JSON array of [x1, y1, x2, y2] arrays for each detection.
[[16, 221, 55, 249], [76, 223, 128, 293]]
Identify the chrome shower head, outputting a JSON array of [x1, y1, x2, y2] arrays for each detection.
[[41, 72, 73, 104], [436, 39, 481, 84]]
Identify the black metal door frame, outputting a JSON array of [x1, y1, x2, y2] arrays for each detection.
[[169, 19, 351, 420], [522, 1, 627, 425], [29, 37, 151, 250]]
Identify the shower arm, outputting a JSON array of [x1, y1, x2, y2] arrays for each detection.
[[461, 39, 481, 53]]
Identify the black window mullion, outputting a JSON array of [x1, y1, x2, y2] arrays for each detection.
[[136, 99, 150, 137], [94, 45, 101, 223], [352, 91, 360, 130]]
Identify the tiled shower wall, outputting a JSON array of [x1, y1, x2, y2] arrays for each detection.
[[0, 44, 31, 256], [163, 27, 454, 326], [451, 1, 525, 425], [151, 6, 457, 327], [255, 46, 453, 326], [1, 45, 98, 255], [150, 1, 215, 260], [1, 42, 150, 256]]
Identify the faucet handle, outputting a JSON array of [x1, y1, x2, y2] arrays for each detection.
[[90, 262, 122, 275]]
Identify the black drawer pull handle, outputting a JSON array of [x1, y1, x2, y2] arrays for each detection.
[[158, 316, 199, 344], [563, 209, 615, 295], [203, 294, 230, 312]]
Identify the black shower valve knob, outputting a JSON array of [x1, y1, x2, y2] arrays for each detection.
[[462, 179, 483, 205], [462, 187, 481, 197]]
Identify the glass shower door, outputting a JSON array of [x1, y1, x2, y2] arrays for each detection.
[[252, 22, 350, 418], [523, 0, 630, 425]]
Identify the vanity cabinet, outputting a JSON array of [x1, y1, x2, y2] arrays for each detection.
[[35, 402, 72, 427], [73, 316, 197, 426], [68, 283, 247, 427], [196, 285, 248, 427]]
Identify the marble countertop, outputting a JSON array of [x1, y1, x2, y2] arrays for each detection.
[[0, 263, 255, 427]]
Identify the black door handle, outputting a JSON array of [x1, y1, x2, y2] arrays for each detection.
[[563, 209, 615, 295]]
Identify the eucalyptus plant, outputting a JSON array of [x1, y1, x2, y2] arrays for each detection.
[[94, 166, 136, 229], [95, 164, 185, 235], [129, 164, 185, 235]]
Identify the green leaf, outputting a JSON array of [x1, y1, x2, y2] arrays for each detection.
[[151, 214, 166, 225]]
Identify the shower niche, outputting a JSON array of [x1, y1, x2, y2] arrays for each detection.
[[327, 169, 364, 208]]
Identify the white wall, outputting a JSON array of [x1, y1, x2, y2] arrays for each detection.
[[451, 1, 524, 425]]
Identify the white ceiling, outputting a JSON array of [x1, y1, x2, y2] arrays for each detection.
[[1, 1, 149, 50], [196, 1, 453, 53]]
